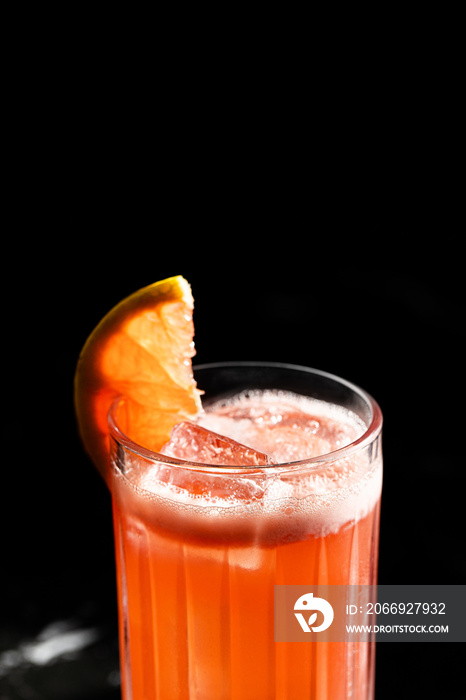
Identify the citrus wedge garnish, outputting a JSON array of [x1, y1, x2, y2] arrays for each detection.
[[74, 276, 202, 482]]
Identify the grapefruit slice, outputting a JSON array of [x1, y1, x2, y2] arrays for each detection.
[[74, 276, 203, 482]]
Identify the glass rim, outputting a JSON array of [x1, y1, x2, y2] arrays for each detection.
[[107, 361, 383, 473]]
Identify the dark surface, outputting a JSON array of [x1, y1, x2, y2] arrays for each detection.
[[3, 226, 464, 699]]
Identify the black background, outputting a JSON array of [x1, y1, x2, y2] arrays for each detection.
[[2, 68, 464, 699]]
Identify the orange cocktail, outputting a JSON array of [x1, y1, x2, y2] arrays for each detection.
[[109, 362, 383, 700]]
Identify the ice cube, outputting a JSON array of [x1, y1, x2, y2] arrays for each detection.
[[160, 421, 272, 466], [155, 422, 269, 501]]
